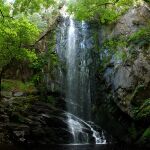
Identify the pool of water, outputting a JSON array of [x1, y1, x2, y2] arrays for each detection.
[[0, 144, 148, 150]]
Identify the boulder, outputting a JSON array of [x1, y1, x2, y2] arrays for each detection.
[[13, 92, 24, 97]]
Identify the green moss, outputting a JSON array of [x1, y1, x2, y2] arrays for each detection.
[[1, 79, 36, 93], [137, 99, 150, 118], [138, 127, 150, 144], [131, 85, 145, 104], [143, 128, 150, 138], [114, 50, 128, 62], [11, 96, 39, 112], [128, 25, 150, 47], [133, 98, 150, 120], [99, 25, 150, 73], [31, 30, 59, 87], [99, 37, 129, 72]]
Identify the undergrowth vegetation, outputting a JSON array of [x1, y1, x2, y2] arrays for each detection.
[[1, 79, 35, 93]]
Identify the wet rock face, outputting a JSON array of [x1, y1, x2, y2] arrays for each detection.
[[0, 93, 70, 145], [0, 94, 96, 145], [112, 4, 150, 36], [94, 53, 150, 146], [0, 98, 72, 144], [92, 3, 150, 147], [103, 52, 150, 115], [101, 3, 150, 40]]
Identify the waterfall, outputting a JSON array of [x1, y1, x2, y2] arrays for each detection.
[[66, 17, 78, 116], [56, 14, 106, 144], [66, 18, 91, 121]]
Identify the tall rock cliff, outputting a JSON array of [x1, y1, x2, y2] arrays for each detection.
[[93, 2, 150, 147]]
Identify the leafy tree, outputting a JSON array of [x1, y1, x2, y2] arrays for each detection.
[[13, 0, 56, 15], [0, 17, 40, 93], [0, 0, 59, 95], [67, 0, 135, 24]]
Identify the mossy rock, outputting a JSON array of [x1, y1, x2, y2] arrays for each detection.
[[13, 96, 39, 102], [137, 127, 150, 147], [10, 96, 39, 112], [135, 98, 150, 120], [143, 128, 150, 138], [1, 79, 36, 93], [131, 84, 150, 106]]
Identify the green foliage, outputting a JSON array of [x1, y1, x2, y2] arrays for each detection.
[[99, 24, 150, 72], [10, 96, 39, 112], [28, 13, 47, 31], [1, 79, 36, 93], [0, 0, 59, 92], [67, 0, 134, 24], [0, 16, 40, 70], [138, 127, 150, 145], [13, 0, 56, 15], [131, 85, 145, 104], [135, 98, 150, 119], [99, 38, 128, 70], [32, 45, 58, 72], [103, 38, 127, 51], [114, 50, 127, 62], [143, 128, 150, 138], [132, 98, 150, 120], [28, 51, 58, 90], [129, 25, 150, 46]]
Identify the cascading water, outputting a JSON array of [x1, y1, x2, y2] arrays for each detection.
[[66, 17, 82, 143], [56, 9, 106, 144], [66, 18, 91, 121], [66, 17, 78, 116], [65, 17, 106, 144]]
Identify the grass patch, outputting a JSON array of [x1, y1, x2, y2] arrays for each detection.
[[1, 79, 36, 93]]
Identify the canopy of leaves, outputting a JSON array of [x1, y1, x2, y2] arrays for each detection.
[[0, 17, 39, 69], [0, 0, 58, 72], [13, 0, 56, 15], [67, 0, 138, 24]]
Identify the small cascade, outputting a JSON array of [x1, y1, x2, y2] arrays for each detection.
[[66, 113, 106, 144], [91, 127, 106, 144], [67, 114, 89, 144]]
